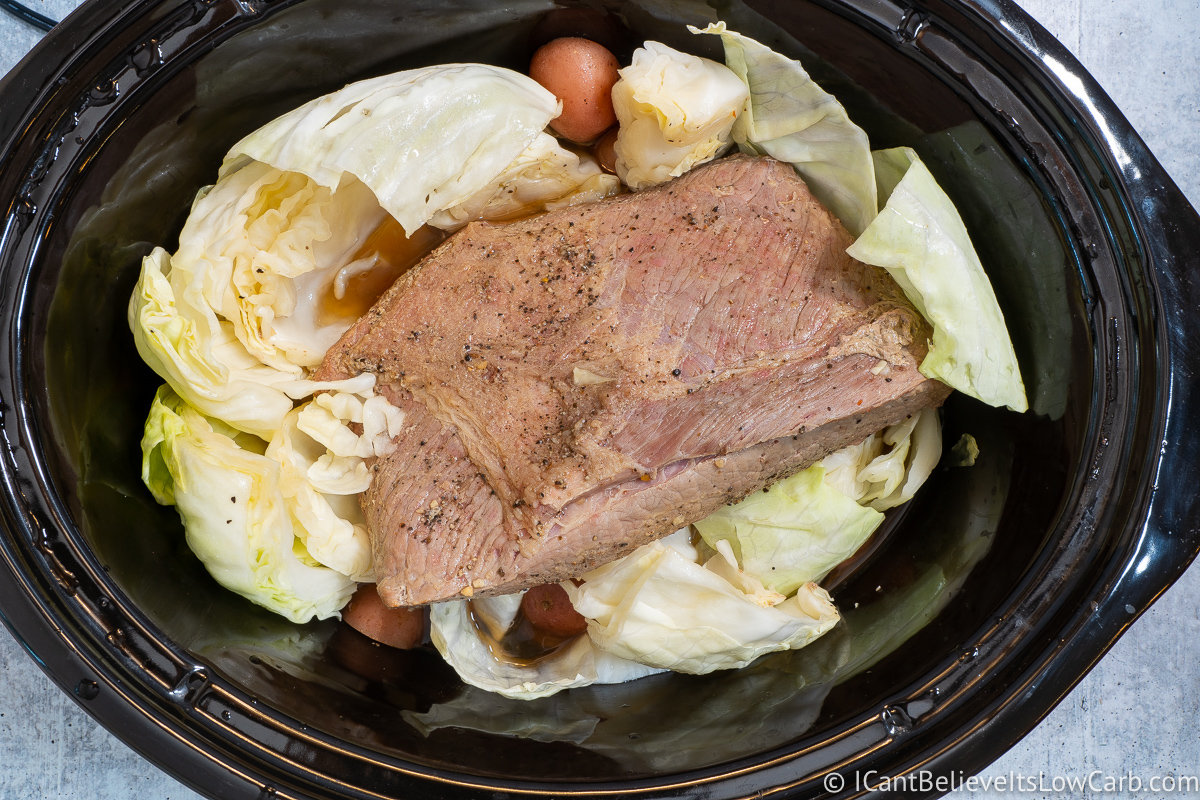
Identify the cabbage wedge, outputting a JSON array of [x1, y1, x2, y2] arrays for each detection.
[[694, 465, 883, 597], [129, 171, 384, 440], [611, 41, 749, 189], [130, 248, 297, 440], [694, 23, 877, 236], [566, 535, 839, 673], [821, 407, 942, 511], [140, 385, 356, 623], [847, 147, 1028, 411], [173, 160, 387, 373], [223, 65, 561, 235], [695, 408, 941, 595], [265, 408, 376, 582]]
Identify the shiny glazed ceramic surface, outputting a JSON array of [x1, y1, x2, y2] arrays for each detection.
[[1, 0, 1198, 798]]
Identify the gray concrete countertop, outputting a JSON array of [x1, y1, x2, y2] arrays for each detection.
[[2, 1, 1198, 798]]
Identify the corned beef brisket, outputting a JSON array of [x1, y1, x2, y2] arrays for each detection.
[[316, 155, 951, 605]]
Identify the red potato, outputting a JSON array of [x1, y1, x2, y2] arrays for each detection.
[[521, 583, 589, 638], [530, 37, 620, 143], [342, 583, 425, 649], [593, 125, 619, 174]]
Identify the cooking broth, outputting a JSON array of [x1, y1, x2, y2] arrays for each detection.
[[468, 600, 581, 667], [318, 219, 446, 326]]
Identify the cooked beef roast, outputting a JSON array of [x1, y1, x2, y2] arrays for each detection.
[[317, 155, 952, 606]]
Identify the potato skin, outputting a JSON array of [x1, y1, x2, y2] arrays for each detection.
[[521, 583, 589, 638], [530, 37, 620, 143], [593, 125, 618, 174], [342, 584, 425, 649]]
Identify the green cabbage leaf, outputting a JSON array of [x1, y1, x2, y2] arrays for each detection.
[[847, 147, 1027, 411], [694, 23, 877, 236]]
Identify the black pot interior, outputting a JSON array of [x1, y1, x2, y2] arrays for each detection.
[[32, 0, 1088, 783]]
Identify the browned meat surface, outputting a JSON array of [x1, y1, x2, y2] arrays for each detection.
[[317, 155, 952, 606]]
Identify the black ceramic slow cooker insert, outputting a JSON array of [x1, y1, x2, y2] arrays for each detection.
[[1, 0, 1198, 798]]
